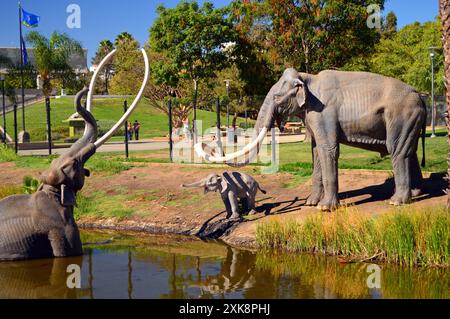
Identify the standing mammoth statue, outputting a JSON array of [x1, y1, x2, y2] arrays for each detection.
[[181, 172, 267, 220], [196, 69, 427, 211]]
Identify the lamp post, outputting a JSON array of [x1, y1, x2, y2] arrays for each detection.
[[429, 47, 438, 138], [0, 75, 5, 144], [224, 80, 231, 127], [193, 79, 198, 144]]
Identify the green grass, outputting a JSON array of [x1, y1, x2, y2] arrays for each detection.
[[0, 145, 133, 174], [256, 206, 449, 267], [0, 175, 40, 199], [277, 135, 447, 173], [1, 97, 250, 142], [86, 154, 133, 174], [0, 185, 23, 199], [0, 144, 18, 162], [75, 191, 134, 221]]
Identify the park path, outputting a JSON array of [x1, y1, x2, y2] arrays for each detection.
[[18, 134, 303, 155]]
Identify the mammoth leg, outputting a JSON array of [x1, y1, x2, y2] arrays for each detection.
[[228, 192, 240, 220], [389, 155, 411, 205], [410, 153, 424, 197], [387, 113, 422, 205], [247, 194, 257, 215], [316, 143, 340, 211], [48, 229, 68, 257], [223, 196, 233, 219], [65, 223, 83, 256], [305, 139, 324, 206]]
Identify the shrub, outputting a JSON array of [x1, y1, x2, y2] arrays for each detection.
[[22, 175, 40, 194], [0, 145, 18, 162], [97, 119, 125, 137], [256, 206, 449, 267]]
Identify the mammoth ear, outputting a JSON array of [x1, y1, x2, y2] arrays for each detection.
[[61, 184, 76, 207], [294, 78, 308, 108], [60, 159, 76, 180], [293, 79, 304, 87], [41, 159, 72, 186], [84, 168, 91, 177]]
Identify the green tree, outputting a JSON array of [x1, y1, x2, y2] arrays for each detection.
[[114, 32, 134, 46], [25, 31, 83, 97], [263, 0, 385, 73], [382, 11, 398, 39], [149, 1, 238, 99], [228, 0, 277, 96], [143, 49, 194, 129], [109, 33, 143, 95], [92, 39, 115, 94], [370, 19, 444, 95]]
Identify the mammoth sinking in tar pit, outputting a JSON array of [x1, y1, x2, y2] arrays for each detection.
[[0, 89, 95, 261], [181, 172, 267, 221]]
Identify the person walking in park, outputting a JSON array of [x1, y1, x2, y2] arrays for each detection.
[[127, 123, 133, 141], [182, 118, 191, 141], [133, 120, 141, 141]]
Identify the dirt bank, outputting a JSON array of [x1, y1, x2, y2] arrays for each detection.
[[0, 162, 446, 248]]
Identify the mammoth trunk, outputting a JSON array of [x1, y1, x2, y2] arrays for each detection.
[[226, 89, 276, 166], [194, 89, 276, 165], [64, 88, 98, 164], [181, 181, 205, 188]]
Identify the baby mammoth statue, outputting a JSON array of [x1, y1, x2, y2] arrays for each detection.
[[181, 172, 267, 220]]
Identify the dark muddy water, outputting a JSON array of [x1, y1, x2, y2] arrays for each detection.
[[0, 230, 447, 299]]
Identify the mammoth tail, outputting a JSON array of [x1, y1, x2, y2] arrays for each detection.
[[421, 99, 427, 168], [257, 183, 267, 194]]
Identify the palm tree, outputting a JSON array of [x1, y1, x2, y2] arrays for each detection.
[[439, 0, 449, 207], [92, 39, 115, 94], [114, 32, 134, 47], [25, 31, 83, 151], [26, 31, 83, 97]]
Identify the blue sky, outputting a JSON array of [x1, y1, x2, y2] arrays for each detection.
[[0, 0, 440, 66]]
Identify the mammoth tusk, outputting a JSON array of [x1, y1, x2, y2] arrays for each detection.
[[195, 127, 268, 163], [86, 48, 150, 148]]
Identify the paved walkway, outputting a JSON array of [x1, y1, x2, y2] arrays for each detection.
[[18, 134, 305, 156]]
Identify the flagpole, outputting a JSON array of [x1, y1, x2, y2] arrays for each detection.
[[18, 1, 26, 132]]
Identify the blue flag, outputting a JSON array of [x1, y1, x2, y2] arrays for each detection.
[[21, 36, 28, 65], [22, 8, 40, 28]]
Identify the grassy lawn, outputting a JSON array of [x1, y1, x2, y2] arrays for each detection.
[[1, 97, 250, 142], [278, 134, 448, 174], [1, 130, 446, 177]]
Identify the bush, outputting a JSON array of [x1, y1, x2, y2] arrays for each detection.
[[256, 206, 449, 267], [0, 145, 18, 162], [97, 119, 125, 137], [22, 175, 40, 194]]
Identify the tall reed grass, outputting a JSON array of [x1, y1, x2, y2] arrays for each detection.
[[256, 206, 449, 267]]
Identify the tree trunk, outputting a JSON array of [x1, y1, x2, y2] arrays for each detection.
[[439, 0, 450, 208]]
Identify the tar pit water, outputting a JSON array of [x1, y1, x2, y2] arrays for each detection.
[[0, 230, 447, 299]]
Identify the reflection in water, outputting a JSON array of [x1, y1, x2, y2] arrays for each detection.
[[0, 256, 89, 299], [0, 231, 447, 299]]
